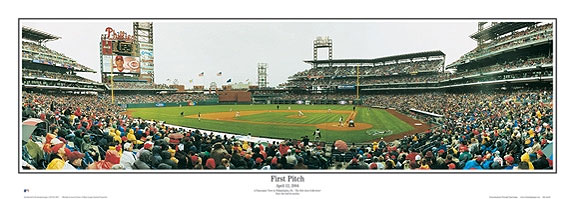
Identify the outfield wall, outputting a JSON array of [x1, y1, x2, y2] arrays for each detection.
[[270, 99, 362, 105], [120, 99, 219, 108], [217, 91, 252, 102], [119, 98, 362, 108]]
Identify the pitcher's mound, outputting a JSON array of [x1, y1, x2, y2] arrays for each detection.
[[316, 122, 373, 131]]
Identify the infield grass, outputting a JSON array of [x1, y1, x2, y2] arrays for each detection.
[[236, 112, 343, 124], [128, 104, 414, 143]]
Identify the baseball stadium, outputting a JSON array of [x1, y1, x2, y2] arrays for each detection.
[[20, 21, 554, 171]]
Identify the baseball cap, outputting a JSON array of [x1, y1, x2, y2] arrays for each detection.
[[68, 151, 85, 161]]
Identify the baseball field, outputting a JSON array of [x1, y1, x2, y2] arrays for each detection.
[[127, 104, 425, 143]]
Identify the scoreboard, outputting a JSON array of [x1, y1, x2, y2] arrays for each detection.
[[113, 41, 138, 56], [101, 27, 141, 74], [100, 24, 153, 83], [101, 27, 139, 57]]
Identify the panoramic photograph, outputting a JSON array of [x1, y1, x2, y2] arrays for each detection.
[[19, 19, 554, 172]]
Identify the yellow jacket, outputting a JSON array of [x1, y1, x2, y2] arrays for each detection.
[[127, 131, 137, 142], [242, 141, 250, 150], [168, 148, 179, 164], [521, 153, 535, 170], [46, 158, 65, 170]]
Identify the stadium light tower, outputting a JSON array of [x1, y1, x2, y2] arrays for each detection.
[[313, 36, 333, 67], [258, 63, 268, 88], [210, 82, 218, 94], [110, 56, 114, 104], [477, 22, 488, 47], [356, 64, 361, 100]]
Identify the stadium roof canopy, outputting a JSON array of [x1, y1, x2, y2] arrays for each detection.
[[22, 26, 61, 43], [304, 50, 445, 64], [470, 22, 539, 41]]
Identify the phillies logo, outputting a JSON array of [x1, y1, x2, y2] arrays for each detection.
[[105, 27, 134, 42]]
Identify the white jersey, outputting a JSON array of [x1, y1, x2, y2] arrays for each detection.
[[314, 130, 321, 138]]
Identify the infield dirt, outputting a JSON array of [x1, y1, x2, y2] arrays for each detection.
[[185, 110, 373, 131]]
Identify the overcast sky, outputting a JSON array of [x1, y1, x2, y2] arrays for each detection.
[[21, 20, 479, 88]]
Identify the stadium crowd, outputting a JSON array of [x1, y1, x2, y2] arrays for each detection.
[[108, 82, 172, 90], [21, 92, 335, 170], [23, 69, 98, 83], [271, 93, 357, 101], [23, 42, 67, 58], [287, 56, 551, 88], [455, 23, 552, 63], [286, 24, 554, 89], [449, 56, 552, 80], [21, 88, 553, 170], [114, 93, 217, 104], [444, 71, 552, 86], [360, 89, 553, 170], [22, 42, 91, 71], [292, 60, 443, 78], [23, 79, 104, 91], [362, 74, 440, 85], [20, 21, 553, 171]]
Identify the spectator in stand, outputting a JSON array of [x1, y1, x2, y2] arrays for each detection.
[[121, 142, 137, 169], [67, 151, 86, 170], [46, 143, 72, 170]]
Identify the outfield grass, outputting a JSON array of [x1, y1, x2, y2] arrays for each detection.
[[128, 104, 414, 143]]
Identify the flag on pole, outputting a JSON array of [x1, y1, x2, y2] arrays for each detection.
[[226, 79, 232, 83], [198, 72, 204, 77], [217, 72, 222, 76]]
